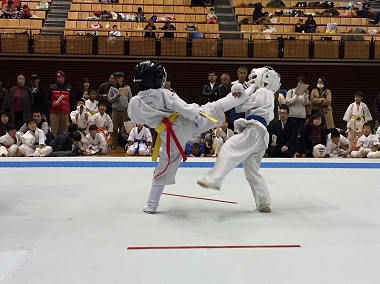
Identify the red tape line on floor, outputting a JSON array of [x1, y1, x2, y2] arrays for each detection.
[[127, 245, 301, 250], [162, 192, 237, 204]]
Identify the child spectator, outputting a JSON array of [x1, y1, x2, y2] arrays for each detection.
[[188, 143, 204, 157], [212, 121, 234, 157], [84, 124, 108, 155], [295, 18, 304, 32], [19, 118, 52, 157], [0, 124, 22, 157], [136, 7, 145, 22], [118, 120, 135, 149], [85, 91, 99, 115], [126, 124, 152, 156], [207, 8, 217, 24], [71, 132, 85, 156], [50, 124, 79, 156], [0, 111, 10, 136], [299, 113, 327, 157], [70, 99, 90, 141], [343, 91, 372, 150], [326, 128, 350, 157], [350, 123, 379, 158], [19, 110, 52, 145], [90, 102, 113, 143]]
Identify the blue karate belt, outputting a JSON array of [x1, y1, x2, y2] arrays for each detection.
[[246, 114, 267, 127], [133, 139, 147, 155]]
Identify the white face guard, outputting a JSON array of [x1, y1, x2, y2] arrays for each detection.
[[248, 66, 281, 93]]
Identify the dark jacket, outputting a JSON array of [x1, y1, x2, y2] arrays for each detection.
[[4, 86, 34, 125], [212, 83, 231, 101], [51, 131, 72, 151], [300, 123, 327, 154], [270, 118, 299, 148], [202, 82, 220, 102], [31, 86, 47, 114], [375, 92, 380, 122]]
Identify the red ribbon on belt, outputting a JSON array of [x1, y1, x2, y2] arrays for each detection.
[[153, 117, 187, 179]]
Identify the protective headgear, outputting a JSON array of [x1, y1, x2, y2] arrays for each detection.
[[248, 66, 281, 92], [313, 144, 327, 158], [133, 60, 167, 90], [8, 145, 20, 156]]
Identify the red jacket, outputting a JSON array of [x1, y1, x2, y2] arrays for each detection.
[[48, 84, 72, 114]]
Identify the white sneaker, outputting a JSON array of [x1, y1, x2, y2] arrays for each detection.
[[197, 177, 220, 190]]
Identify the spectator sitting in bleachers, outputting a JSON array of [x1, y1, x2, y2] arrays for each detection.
[[207, 8, 217, 24], [161, 21, 176, 38], [253, 3, 264, 24], [295, 18, 304, 33], [21, 5, 31, 19], [357, 0, 370, 18], [136, 7, 145, 22], [304, 14, 317, 33], [0, 124, 22, 157], [1, 0, 13, 18], [144, 19, 157, 38]]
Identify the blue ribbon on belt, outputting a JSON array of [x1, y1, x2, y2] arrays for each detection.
[[246, 114, 267, 127]]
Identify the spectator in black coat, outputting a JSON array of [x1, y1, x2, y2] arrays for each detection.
[[267, 105, 299, 157]]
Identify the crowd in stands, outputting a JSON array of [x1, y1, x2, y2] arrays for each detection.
[[1, 67, 380, 159], [0, 0, 34, 19]]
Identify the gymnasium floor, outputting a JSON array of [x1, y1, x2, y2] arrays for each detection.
[[1, 157, 380, 284]]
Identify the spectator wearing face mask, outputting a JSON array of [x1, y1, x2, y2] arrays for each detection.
[[310, 77, 334, 130]]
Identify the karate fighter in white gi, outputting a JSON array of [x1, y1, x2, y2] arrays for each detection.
[[197, 66, 281, 213], [128, 60, 251, 214]]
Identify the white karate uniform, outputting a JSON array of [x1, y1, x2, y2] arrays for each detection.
[[84, 133, 107, 155], [201, 84, 273, 210], [70, 109, 91, 140], [343, 102, 372, 147], [0, 132, 22, 156], [326, 133, 349, 157], [128, 87, 249, 212], [126, 126, 152, 156], [91, 112, 114, 141], [351, 133, 379, 158], [85, 99, 99, 115], [19, 128, 53, 157]]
